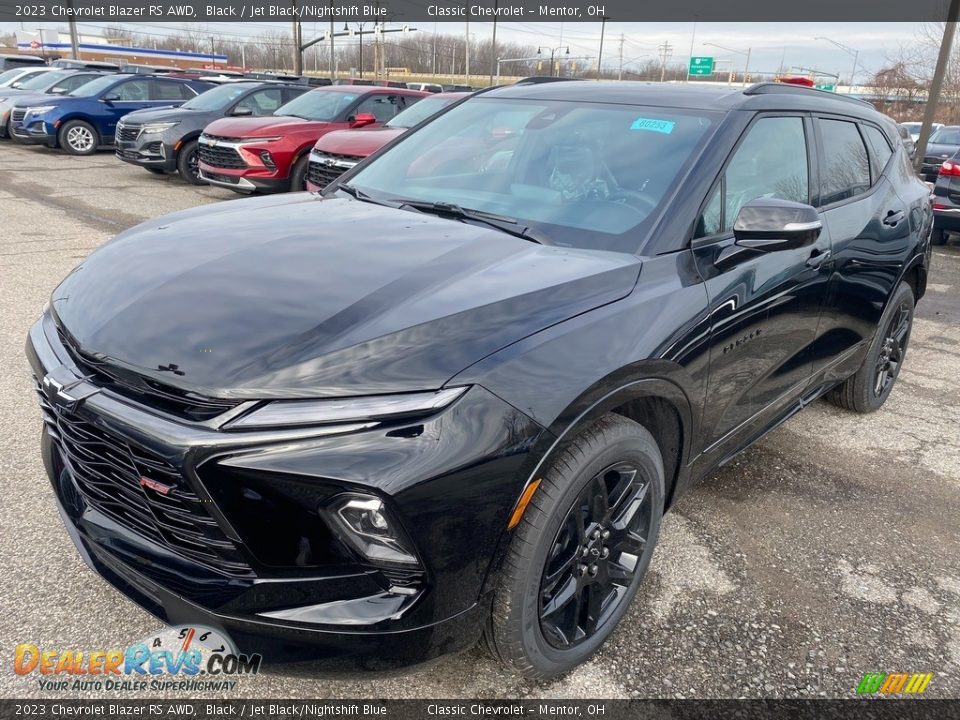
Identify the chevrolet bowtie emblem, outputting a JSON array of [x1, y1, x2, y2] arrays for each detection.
[[41, 368, 100, 410]]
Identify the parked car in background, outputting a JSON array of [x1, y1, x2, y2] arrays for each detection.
[[9, 74, 212, 155], [122, 64, 179, 75], [0, 66, 57, 91], [407, 82, 443, 93], [334, 78, 374, 86], [306, 91, 469, 191], [28, 81, 930, 679], [896, 124, 916, 160], [930, 148, 960, 245], [198, 84, 427, 193], [919, 125, 960, 180], [1, 70, 114, 138], [901, 120, 942, 142], [50, 59, 120, 72], [115, 80, 311, 184], [0, 54, 47, 72]]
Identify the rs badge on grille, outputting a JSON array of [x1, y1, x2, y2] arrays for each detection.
[[139, 476, 173, 495]]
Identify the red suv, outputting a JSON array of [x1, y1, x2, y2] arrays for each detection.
[[305, 92, 469, 192], [197, 85, 428, 193]]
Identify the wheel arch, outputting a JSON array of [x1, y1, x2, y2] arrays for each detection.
[[54, 113, 100, 145], [476, 373, 696, 605]]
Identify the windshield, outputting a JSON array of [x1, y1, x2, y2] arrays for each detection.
[[68, 75, 118, 97], [275, 89, 357, 121], [181, 82, 258, 111], [386, 95, 457, 129], [930, 127, 960, 145], [901, 123, 921, 133], [348, 97, 715, 252], [0, 68, 30, 85], [18, 70, 68, 91]]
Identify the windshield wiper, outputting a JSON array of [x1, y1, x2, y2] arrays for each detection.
[[398, 200, 549, 245], [336, 182, 400, 209]]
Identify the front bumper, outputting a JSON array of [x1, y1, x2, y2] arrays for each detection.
[[198, 164, 289, 193], [10, 116, 56, 146], [26, 313, 547, 668], [115, 134, 177, 171]]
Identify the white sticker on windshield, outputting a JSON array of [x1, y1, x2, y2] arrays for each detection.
[[630, 118, 675, 134]]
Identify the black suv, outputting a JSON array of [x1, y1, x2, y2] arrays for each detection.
[[115, 81, 311, 184], [28, 81, 931, 678]]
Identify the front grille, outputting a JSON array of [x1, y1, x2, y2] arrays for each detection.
[[117, 125, 140, 142], [58, 329, 239, 422], [198, 136, 246, 169], [11, 109, 26, 123], [306, 160, 347, 189], [36, 380, 253, 577]]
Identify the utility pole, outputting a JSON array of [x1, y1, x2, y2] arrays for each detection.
[[291, 1, 302, 75], [685, 21, 696, 82], [209, 36, 215, 67], [465, 19, 470, 82], [618, 34, 624, 81], [658, 40, 673, 82], [596, 15, 608, 79], [330, 13, 335, 80], [915, 0, 960, 171], [65, 0, 80, 59], [241, 43, 246, 69], [489, 1, 498, 86]]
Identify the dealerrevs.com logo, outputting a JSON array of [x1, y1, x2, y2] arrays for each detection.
[[13, 625, 261, 693]]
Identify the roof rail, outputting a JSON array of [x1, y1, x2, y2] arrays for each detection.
[[743, 81, 873, 107], [514, 76, 582, 85]]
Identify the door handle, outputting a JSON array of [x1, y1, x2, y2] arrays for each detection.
[[883, 209, 906, 227], [806, 248, 832, 269]]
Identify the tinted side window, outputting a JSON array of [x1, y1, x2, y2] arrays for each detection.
[[819, 119, 871, 205], [112, 79, 150, 101], [151, 80, 195, 101], [235, 88, 283, 116], [695, 116, 809, 237], [862, 124, 894, 180], [51, 75, 94, 93], [355, 94, 404, 122]]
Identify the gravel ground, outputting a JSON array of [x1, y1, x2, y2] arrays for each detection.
[[1, 142, 958, 700]]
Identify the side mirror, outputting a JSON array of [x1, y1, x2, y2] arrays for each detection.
[[50, 87, 67, 94], [11, 81, 23, 89], [231, 106, 253, 116], [733, 197, 822, 251], [101, 94, 119, 104], [715, 198, 822, 270], [349, 112, 377, 128]]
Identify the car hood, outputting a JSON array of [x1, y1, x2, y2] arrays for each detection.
[[314, 126, 405, 156], [204, 114, 327, 138], [121, 106, 197, 124], [51, 195, 641, 399]]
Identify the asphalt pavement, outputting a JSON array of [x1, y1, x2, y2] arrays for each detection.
[[1, 142, 958, 699]]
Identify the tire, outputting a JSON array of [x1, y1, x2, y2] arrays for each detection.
[[486, 414, 665, 679], [932, 228, 948, 246], [827, 282, 915, 414], [289, 154, 309, 192], [145, 168, 166, 175], [58, 119, 98, 156], [176, 140, 206, 185]]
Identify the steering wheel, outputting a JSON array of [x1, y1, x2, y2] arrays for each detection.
[[606, 188, 658, 214]]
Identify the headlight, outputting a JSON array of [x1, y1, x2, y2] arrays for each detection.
[[238, 136, 282, 144], [26, 106, 55, 115], [325, 493, 419, 566], [141, 121, 179, 134], [225, 387, 466, 430]]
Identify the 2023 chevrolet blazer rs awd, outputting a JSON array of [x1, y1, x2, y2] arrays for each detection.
[[28, 81, 931, 678]]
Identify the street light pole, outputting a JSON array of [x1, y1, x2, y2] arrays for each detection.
[[815, 36, 859, 87], [596, 15, 608, 79]]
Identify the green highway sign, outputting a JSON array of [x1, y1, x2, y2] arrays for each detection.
[[689, 56, 715, 76], [815, 83, 836, 92]]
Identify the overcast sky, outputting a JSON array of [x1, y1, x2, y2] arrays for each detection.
[[0, 21, 933, 80]]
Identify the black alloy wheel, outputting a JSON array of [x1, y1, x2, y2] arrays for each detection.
[[487, 414, 664, 679], [874, 299, 911, 398], [827, 281, 915, 413], [539, 461, 652, 649]]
